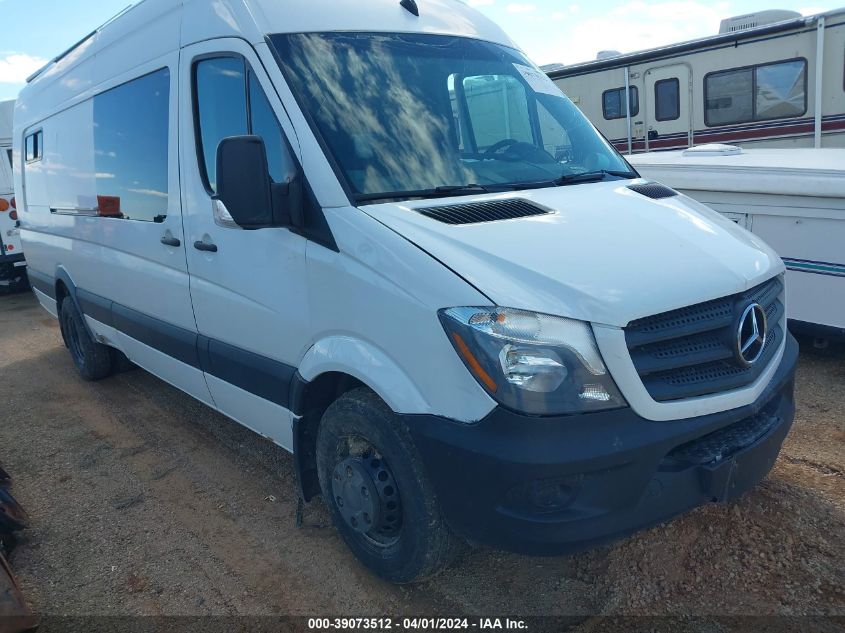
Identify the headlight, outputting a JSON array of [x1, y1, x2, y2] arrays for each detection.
[[439, 307, 626, 415]]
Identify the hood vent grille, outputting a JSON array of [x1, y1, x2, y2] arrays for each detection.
[[415, 199, 550, 225], [628, 183, 678, 200]]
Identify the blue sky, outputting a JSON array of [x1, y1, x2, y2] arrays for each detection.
[[0, 0, 839, 100]]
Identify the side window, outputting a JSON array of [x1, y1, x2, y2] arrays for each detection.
[[655, 78, 680, 121], [195, 58, 292, 192], [602, 87, 639, 120], [6, 149, 12, 171], [755, 60, 806, 120], [92, 68, 170, 222], [705, 59, 806, 126], [247, 70, 286, 183], [25, 131, 42, 162], [462, 74, 533, 151], [194, 57, 249, 192], [705, 68, 753, 125]]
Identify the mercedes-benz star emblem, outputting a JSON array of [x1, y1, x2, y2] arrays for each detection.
[[736, 303, 768, 366]]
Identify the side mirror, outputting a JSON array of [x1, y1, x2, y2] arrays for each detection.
[[214, 135, 303, 230]]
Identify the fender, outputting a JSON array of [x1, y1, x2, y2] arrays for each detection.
[[296, 335, 432, 415], [291, 336, 434, 502]]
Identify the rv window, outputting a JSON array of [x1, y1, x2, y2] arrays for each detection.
[[654, 78, 680, 122], [92, 68, 170, 222], [195, 57, 249, 192], [755, 60, 806, 120], [5, 149, 11, 170], [705, 59, 806, 126], [602, 87, 638, 120]]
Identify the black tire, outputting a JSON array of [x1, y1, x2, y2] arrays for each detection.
[[316, 388, 462, 583], [59, 298, 113, 381]]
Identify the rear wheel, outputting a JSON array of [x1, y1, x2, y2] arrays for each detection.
[[59, 298, 113, 381], [316, 388, 462, 583]]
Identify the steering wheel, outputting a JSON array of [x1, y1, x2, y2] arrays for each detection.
[[484, 139, 557, 164]]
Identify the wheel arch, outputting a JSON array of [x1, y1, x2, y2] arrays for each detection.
[[290, 336, 433, 501]]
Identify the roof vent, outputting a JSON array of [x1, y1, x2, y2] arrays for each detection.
[[627, 183, 678, 200], [415, 199, 550, 225], [683, 144, 743, 157], [718, 10, 800, 34]]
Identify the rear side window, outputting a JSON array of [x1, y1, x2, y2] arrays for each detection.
[[92, 68, 170, 221], [194, 56, 292, 192], [654, 78, 680, 121], [602, 87, 639, 120], [25, 130, 42, 162]]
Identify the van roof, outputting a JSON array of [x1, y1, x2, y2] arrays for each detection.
[[548, 7, 845, 79], [25, 0, 517, 87]]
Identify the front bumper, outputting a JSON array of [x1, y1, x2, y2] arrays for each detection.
[[406, 333, 798, 555]]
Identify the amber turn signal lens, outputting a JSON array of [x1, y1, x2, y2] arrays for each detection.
[[451, 332, 498, 393]]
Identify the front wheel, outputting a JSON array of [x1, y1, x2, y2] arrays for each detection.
[[316, 388, 462, 583]]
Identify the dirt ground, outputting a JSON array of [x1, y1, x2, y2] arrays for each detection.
[[0, 291, 843, 625]]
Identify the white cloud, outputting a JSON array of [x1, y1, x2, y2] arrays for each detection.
[[523, 1, 730, 65], [506, 2, 536, 12], [128, 188, 168, 199], [798, 6, 830, 15], [0, 53, 47, 84], [467, 0, 495, 6]]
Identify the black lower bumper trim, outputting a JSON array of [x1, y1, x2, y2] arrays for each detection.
[[405, 334, 798, 555]]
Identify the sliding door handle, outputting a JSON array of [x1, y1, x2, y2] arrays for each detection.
[[193, 240, 218, 253], [160, 236, 181, 247]]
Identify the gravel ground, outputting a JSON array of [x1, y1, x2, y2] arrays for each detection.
[[0, 291, 843, 626]]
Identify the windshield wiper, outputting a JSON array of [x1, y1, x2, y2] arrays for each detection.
[[554, 169, 638, 185], [355, 183, 515, 204]]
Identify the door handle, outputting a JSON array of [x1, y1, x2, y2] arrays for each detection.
[[193, 240, 218, 253], [160, 236, 181, 247]]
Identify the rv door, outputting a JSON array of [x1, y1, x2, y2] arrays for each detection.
[[644, 64, 691, 151]]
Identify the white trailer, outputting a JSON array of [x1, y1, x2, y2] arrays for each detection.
[[548, 9, 845, 154], [0, 99, 26, 291], [629, 145, 845, 342]]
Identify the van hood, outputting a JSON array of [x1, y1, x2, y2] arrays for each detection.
[[358, 180, 784, 327]]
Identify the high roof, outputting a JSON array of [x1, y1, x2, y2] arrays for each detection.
[[548, 7, 845, 79], [26, 0, 518, 86]]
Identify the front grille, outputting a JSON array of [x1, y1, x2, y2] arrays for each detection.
[[625, 277, 784, 402], [415, 199, 549, 225]]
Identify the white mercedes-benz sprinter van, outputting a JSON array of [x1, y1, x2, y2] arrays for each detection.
[[16, 0, 797, 582]]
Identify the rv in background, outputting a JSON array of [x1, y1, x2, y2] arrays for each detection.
[[548, 9, 845, 154], [0, 99, 26, 292]]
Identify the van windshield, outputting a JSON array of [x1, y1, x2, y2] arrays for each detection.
[[269, 32, 635, 203]]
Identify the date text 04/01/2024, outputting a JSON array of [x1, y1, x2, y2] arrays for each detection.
[[307, 618, 528, 630]]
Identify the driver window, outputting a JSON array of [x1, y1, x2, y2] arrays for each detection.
[[461, 75, 533, 151]]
